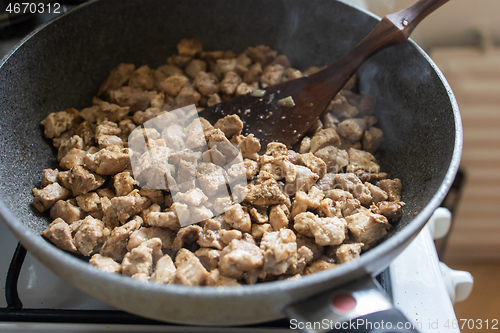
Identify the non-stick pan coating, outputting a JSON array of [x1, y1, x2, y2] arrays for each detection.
[[0, 0, 461, 325]]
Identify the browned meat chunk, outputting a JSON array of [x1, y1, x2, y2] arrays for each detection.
[[249, 206, 268, 224], [127, 226, 175, 251], [60, 148, 86, 170], [173, 248, 209, 286], [269, 204, 290, 230], [220, 71, 242, 95], [317, 173, 372, 206], [100, 217, 142, 261], [108, 86, 156, 112], [327, 93, 359, 119], [150, 255, 177, 284], [224, 204, 251, 233], [40, 109, 79, 139], [235, 82, 255, 96], [214, 115, 243, 139], [73, 216, 109, 256], [172, 225, 202, 251], [101, 189, 151, 226], [84, 145, 131, 176], [243, 63, 262, 84], [41, 218, 78, 253], [128, 65, 154, 90], [194, 248, 220, 271], [294, 212, 347, 246], [309, 128, 341, 154], [371, 201, 405, 222], [347, 148, 380, 174], [290, 186, 324, 219], [75, 192, 100, 212], [98, 63, 135, 96], [378, 179, 402, 202], [68, 166, 106, 196], [89, 254, 121, 274], [32, 183, 70, 212], [206, 269, 241, 286], [314, 146, 349, 173], [159, 74, 189, 96], [122, 238, 162, 277], [300, 153, 327, 178], [113, 171, 136, 196], [260, 64, 284, 87], [218, 239, 263, 279], [365, 182, 388, 203], [286, 165, 319, 193], [138, 188, 164, 205], [196, 162, 228, 197], [50, 199, 82, 224], [245, 45, 277, 66], [362, 127, 383, 153], [177, 39, 203, 56], [41, 169, 59, 188], [245, 178, 287, 206], [185, 59, 207, 79], [251, 223, 274, 240], [346, 210, 390, 249], [304, 260, 337, 275], [260, 229, 297, 275], [175, 85, 201, 107], [57, 135, 84, 161], [335, 243, 364, 263], [337, 118, 366, 142]]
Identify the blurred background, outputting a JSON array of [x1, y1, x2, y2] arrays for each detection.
[[0, 0, 498, 330], [355, 0, 500, 328]]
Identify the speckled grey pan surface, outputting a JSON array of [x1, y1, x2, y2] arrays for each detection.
[[0, 0, 461, 325]]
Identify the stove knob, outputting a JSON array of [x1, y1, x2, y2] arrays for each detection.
[[439, 262, 474, 304], [428, 207, 452, 240]]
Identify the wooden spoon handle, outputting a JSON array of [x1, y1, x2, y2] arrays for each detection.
[[312, 0, 449, 85]]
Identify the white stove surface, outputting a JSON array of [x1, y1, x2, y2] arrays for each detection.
[[0, 209, 470, 332]]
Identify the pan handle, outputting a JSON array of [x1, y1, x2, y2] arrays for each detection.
[[285, 277, 419, 333]]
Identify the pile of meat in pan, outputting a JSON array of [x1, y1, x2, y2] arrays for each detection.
[[32, 39, 405, 286]]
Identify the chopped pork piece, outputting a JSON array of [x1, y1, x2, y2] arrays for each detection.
[[89, 254, 121, 274], [317, 198, 343, 219], [173, 188, 208, 206], [269, 204, 290, 230], [260, 229, 297, 275], [73, 215, 109, 256], [371, 201, 405, 222], [365, 182, 388, 203], [260, 64, 284, 87], [68, 166, 106, 196], [224, 204, 251, 233], [150, 255, 177, 284], [101, 189, 151, 226], [159, 74, 189, 96], [172, 225, 202, 251], [57, 135, 84, 161], [84, 145, 131, 176], [108, 86, 156, 112], [251, 223, 274, 241], [195, 248, 220, 271], [245, 178, 288, 206], [219, 229, 242, 245], [294, 212, 347, 246], [342, 198, 365, 217], [50, 199, 82, 224], [314, 146, 349, 173], [173, 248, 209, 286], [122, 238, 162, 277], [317, 173, 372, 206], [40, 109, 80, 139], [214, 114, 243, 139], [138, 188, 165, 205], [32, 183, 70, 212], [41, 169, 59, 188], [177, 39, 203, 56], [378, 179, 402, 202], [245, 45, 277, 66], [309, 128, 341, 153], [290, 186, 325, 219], [100, 217, 142, 261], [218, 239, 263, 279], [220, 71, 242, 95], [75, 192, 100, 212], [304, 260, 337, 275], [197, 218, 224, 249], [98, 63, 135, 96], [337, 118, 366, 142], [325, 189, 354, 201], [175, 85, 201, 107], [347, 148, 380, 174], [362, 127, 383, 153], [286, 165, 319, 193], [235, 134, 261, 161], [300, 153, 327, 178], [196, 162, 228, 197], [327, 94, 359, 119], [113, 171, 136, 196], [41, 218, 78, 253], [335, 243, 364, 263], [249, 206, 268, 224], [127, 226, 175, 251], [346, 210, 390, 249], [128, 65, 154, 90], [206, 269, 241, 286]]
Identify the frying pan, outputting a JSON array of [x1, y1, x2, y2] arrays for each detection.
[[0, 0, 461, 330]]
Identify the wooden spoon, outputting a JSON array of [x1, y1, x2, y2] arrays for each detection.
[[197, 0, 448, 150]]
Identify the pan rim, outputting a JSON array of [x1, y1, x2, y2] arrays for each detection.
[[0, 0, 462, 300]]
